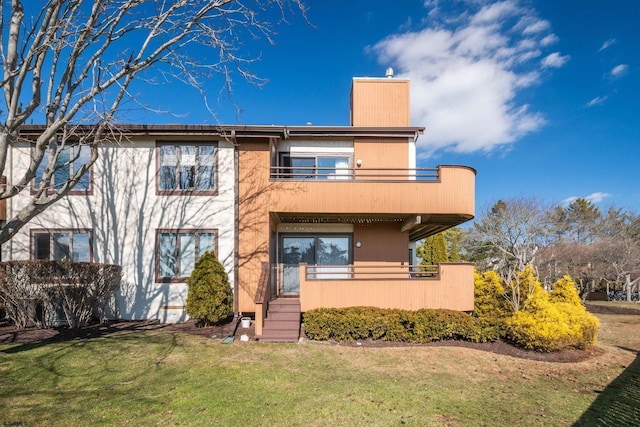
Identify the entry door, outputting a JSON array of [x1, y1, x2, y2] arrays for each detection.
[[280, 235, 352, 296], [281, 237, 315, 295]]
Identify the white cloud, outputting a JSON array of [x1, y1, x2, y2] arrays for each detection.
[[371, 0, 561, 155], [586, 192, 612, 203], [610, 64, 628, 77], [563, 192, 612, 205], [598, 38, 616, 51], [540, 34, 558, 46], [521, 19, 550, 35], [586, 96, 608, 107], [541, 52, 570, 68]]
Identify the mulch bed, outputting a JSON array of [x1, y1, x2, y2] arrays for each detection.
[[1, 304, 636, 363]]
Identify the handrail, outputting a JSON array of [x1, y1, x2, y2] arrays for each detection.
[[270, 166, 439, 181], [254, 262, 271, 305], [304, 264, 439, 280]]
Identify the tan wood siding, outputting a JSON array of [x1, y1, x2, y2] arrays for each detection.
[[350, 79, 410, 126], [238, 139, 475, 316], [300, 263, 474, 312], [354, 138, 409, 170], [237, 140, 271, 313], [268, 166, 475, 216], [354, 224, 408, 263]]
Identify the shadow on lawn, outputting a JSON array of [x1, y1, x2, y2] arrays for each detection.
[[572, 349, 640, 427], [0, 320, 169, 354]]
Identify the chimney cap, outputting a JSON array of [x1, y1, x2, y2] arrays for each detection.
[[385, 67, 394, 78]]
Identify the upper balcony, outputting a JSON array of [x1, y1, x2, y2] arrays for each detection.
[[267, 165, 476, 239]]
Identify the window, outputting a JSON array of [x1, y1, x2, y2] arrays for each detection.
[[156, 230, 217, 281], [278, 154, 351, 180], [157, 143, 217, 193], [31, 230, 92, 262], [281, 235, 352, 266], [34, 144, 92, 193]]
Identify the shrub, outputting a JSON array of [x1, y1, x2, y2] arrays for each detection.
[[303, 306, 489, 343], [505, 276, 599, 352], [185, 251, 233, 325], [549, 275, 583, 305], [474, 269, 600, 351], [0, 261, 121, 329], [473, 270, 512, 340]]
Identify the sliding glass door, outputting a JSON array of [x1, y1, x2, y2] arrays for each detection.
[[279, 234, 351, 296]]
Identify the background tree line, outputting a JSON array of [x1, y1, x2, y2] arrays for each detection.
[[418, 197, 640, 302]]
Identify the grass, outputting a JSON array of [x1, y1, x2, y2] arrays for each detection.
[[1, 310, 639, 426], [587, 300, 640, 311]]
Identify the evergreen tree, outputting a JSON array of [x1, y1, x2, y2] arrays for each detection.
[[417, 233, 449, 265], [185, 251, 233, 325], [444, 227, 465, 262]]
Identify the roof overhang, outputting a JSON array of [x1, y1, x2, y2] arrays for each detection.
[[271, 212, 473, 241], [19, 124, 424, 142]]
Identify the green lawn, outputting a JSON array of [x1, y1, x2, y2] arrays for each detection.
[[587, 300, 640, 311], [1, 310, 639, 426]]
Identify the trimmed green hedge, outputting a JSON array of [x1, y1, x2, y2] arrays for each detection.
[[303, 307, 491, 343]]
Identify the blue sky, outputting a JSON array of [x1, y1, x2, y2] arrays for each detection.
[[131, 0, 640, 215]]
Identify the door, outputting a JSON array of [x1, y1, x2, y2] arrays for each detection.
[[314, 236, 351, 278], [279, 234, 352, 296], [281, 236, 315, 295]]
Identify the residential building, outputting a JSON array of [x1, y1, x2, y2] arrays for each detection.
[[1, 75, 476, 338]]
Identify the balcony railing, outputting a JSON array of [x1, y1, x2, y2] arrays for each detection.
[[297, 262, 476, 312], [305, 264, 438, 280], [270, 167, 439, 181]]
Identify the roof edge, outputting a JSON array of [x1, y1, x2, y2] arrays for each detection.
[[18, 124, 424, 139]]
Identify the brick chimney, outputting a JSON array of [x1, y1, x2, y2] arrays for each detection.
[[350, 74, 410, 126]]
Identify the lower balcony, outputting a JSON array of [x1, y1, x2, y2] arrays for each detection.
[[297, 262, 474, 312], [254, 262, 475, 336]]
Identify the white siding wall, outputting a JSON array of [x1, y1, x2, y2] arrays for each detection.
[[5, 137, 236, 323]]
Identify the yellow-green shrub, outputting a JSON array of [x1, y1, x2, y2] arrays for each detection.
[[549, 275, 584, 305], [506, 277, 599, 352], [473, 270, 512, 340]]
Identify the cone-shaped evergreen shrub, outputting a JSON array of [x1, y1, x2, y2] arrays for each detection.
[[473, 270, 512, 339], [505, 276, 599, 351], [185, 251, 233, 325]]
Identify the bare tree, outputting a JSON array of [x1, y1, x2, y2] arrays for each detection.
[[538, 203, 640, 299], [0, 0, 305, 243], [594, 237, 640, 301], [466, 198, 547, 311]]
